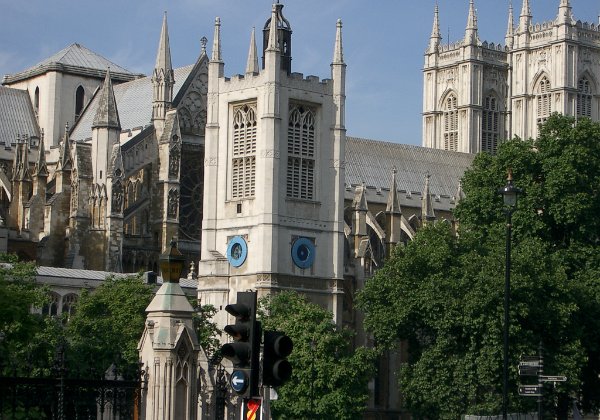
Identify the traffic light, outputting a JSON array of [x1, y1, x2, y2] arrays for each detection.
[[221, 291, 261, 398], [263, 330, 293, 387]]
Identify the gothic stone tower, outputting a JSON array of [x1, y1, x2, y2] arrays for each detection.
[[422, 0, 600, 153], [198, 3, 347, 325]]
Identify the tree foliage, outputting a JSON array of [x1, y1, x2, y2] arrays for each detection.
[[357, 115, 600, 418], [259, 291, 376, 420]]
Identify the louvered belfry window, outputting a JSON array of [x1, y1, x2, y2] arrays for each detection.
[[577, 78, 592, 119], [482, 95, 500, 153], [443, 94, 458, 151], [287, 104, 316, 200], [231, 103, 257, 199], [536, 77, 552, 126]]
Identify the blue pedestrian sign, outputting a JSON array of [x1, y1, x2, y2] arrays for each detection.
[[230, 370, 248, 393]]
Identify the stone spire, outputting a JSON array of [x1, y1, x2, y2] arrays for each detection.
[[245, 27, 259, 75], [464, 0, 479, 45], [429, 3, 442, 52], [152, 12, 174, 124], [455, 180, 466, 204], [354, 183, 368, 212], [34, 131, 48, 178], [556, 0, 573, 25], [12, 135, 31, 182], [57, 123, 72, 172], [421, 173, 436, 224], [333, 19, 344, 64], [211, 17, 222, 62], [519, 0, 531, 32], [386, 168, 402, 214], [266, 4, 279, 52], [93, 68, 121, 130], [505, 2, 515, 47]]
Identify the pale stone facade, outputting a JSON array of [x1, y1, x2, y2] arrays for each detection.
[[423, 0, 600, 153]]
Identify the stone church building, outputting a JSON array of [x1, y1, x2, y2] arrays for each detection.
[[0, 0, 598, 417]]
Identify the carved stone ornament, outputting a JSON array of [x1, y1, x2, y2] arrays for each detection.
[[169, 141, 181, 178], [167, 188, 179, 219], [112, 182, 124, 213]]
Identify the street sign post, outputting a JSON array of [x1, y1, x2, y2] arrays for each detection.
[[518, 385, 543, 397], [518, 365, 542, 376], [540, 375, 567, 383], [518, 360, 543, 367]]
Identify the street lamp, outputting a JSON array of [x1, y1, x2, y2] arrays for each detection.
[[499, 169, 521, 420], [159, 238, 186, 283]]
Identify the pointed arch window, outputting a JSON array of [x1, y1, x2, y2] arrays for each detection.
[[287, 104, 316, 200], [42, 292, 60, 316], [577, 77, 592, 119], [443, 94, 458, 151], [536, 77, 552, 126], [482, 95, 500, 153], [231, 103, 257, 199], [34, 87, 40, 116], [75, 86, 85, 120]]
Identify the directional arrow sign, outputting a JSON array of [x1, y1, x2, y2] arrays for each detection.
[[519, 360, 543, 367], [519, 366, 542, 376], [519, 385, 543, 397], [230, 370, 248, 393], [540, 375, 567, 382]]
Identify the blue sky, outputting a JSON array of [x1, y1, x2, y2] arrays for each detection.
[[0, 0, 598, 146]]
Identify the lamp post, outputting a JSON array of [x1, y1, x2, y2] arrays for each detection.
[[499, 169, 521, 420], [159, 238, 186, 283]]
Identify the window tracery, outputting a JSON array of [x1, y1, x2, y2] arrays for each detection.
[[443, 94, 458, 151], [536, 76, 552, 126], [287, 104, 316, 200], [482, 95, 500, 153], [231, 104, 257, 199], [577, 77, 592, 119]]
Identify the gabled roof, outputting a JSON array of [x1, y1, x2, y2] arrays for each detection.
[[345, 137, 474, 199], [2, 43, 140, 85], [71, 65, 194, 142], [0, 86, 40, 145]]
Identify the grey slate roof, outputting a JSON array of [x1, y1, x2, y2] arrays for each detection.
[[345, 137, 475, 198], [71, 65, 193, 142], [0, 86, 40, 145], [2, 44, 138, 84]]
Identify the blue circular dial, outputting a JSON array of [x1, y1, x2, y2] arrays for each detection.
[[227, 236, 248, 267], [291, 237, 315, 269]]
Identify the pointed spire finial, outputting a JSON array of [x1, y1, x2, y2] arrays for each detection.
[[429, 3, 442, 52], [332, 19, 344, 64], [505, 1, 515, 45], [211, 17, 222, 62], [557, 0, 573, 25], [386, 167, 402, 214], [421, 173, 436, 223], [155, 12, 173, 78], [519, 0, 531, 32], [93, 67, 121, 129], [266, 4, 279, 52], [465, 0, 479, 45], [246, 27, 259, 74]]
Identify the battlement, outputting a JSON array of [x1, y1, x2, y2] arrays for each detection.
[[575, 20, 600, 45], [219, 69, 333, 95]]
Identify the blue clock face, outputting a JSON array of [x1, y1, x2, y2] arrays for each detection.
[[291, 237, 315, 269], [227, 236, 248, 267]]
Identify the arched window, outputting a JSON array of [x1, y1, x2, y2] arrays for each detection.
[[231, 104, 257, 199], [482, 95, 500, 153], [61, 293, 78, 317], [42, 292, 60, 316], [287, 104, 316, 200], [577, 77, 592, 119], [75, 86, 85, 120], [443, 94, 458, 151], [536, 77, 552, 126], [34, 87, 40, 116]]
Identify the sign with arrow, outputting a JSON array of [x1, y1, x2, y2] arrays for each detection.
[[540, 375, 567, 382], [230, 370, 248, 393], [519, 365, 542, 376], [519, 385, 543, 397]]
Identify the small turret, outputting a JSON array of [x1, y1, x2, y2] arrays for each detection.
[[421, 173, 436, 225], [333, 19, 344, 65], [519, 0, 531, 33], [353, 184, 368, 257], [211, 17, 222, 63], [386, 168, 403, 248], [152, 12, 175, 124], [505, 2, 515, 48], [464, 0, 479, 46], [262, 2, 292, 73], [93, 69, 121, 130], [429, 3, 442, 53], [556, 0, 573, 26], [245, 27, 259, 75]]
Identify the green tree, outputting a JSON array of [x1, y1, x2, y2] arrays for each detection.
[[65, 275, 155, 377], [357, 114, 600, 418], [259, 291, 376, 420]]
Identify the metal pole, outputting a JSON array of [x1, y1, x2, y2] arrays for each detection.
[[503, 210, 512, 420]]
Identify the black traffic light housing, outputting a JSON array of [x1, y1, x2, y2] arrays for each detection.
[[221, 291, 261, 398], [263, 330, 293, 387]]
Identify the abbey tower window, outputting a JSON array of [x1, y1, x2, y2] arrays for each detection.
[[34, 87, 40, 116], [443, 95, 458, 152], [482, 95, 500, 153], [287, 104, 316, 200], [75, 85, 85, 121], [231, 103, 257, 199], [536, 77, 551, 126], [577, 77, 592, 119]]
